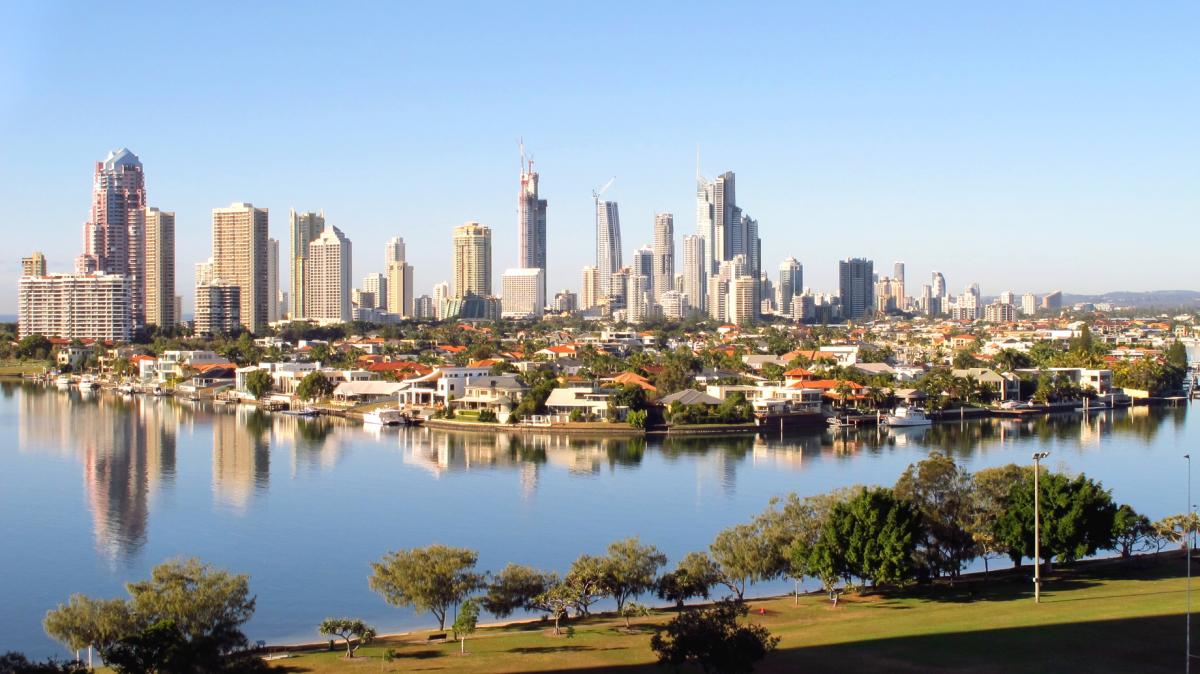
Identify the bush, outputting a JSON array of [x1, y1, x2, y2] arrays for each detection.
[[478, 409, 497, 423], [627, 409, 648, 429]]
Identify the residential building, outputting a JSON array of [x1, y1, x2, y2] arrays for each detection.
[[632, 245, 654, 299], [1042, 290, 1063, 311], [266, 237, 279, 323], [288, 209, 325, 319], [595, 200, 622, 298], [839, 257, 874, 320], [652, 213, 674, 303], [727, 275, 757, 325], [384, 236, 406, 264], [414, 295, 434, 319], [452, 222, 491, 298], [553, 290, 577, 313], [681, 234, 706, 314], [194, 281, 241, 337], [432, 281, 451, 320], [626, 273, 649, 323], [984, 301, 1016, 323], [144, 207, 175, 329], [1021, 292, 1037, 316], [195, 258, 214, 286], [18, 272, 132, 341], [660, 290, 687, 319], [580, 266, 599, 311], [893, 261, 906, 304], [77, 148, 147, 329], [386, 261, 413, 318], [212, 202, 269, 333], [362, 272, 387, 310], [501, 268, 546, 319], [306, 225, 352, 323], [931, 271, 947, 306], [518, 155, 548, 303], [706, 276, 727, 321], [21, 252, 46, 277]]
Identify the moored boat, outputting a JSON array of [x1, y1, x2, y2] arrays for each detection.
[[883, 406, 932, 427], [363, 408, 407, 426]]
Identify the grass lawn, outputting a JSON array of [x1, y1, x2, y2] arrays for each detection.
[[0, 360, 50, 376], [266, 554, 1190, 673]]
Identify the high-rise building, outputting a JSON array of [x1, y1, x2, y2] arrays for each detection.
[[727, 275, 757, 326], [681, 235, 706, 314], [1041, 290, 1063, 311], [632, 245, 654, 297], [432, 281, 450, 320], [660, 290, 687, 320], [384, 236, 406, 265], [518, 154, 548, 303], [195, 258, 214, 287], [553, 290, 577, 313], [266, 237, 279, 323], [363, 272, 387, 310], [414, 295, 435, 319], [999, 290, 1015, 306], [212, 203, 269, 333], [931, 271, 947, 303], [288, 209, 325, 319], [306, 225, 352, 323], [21, 252, 47, 277], [452, 222, 492, 298], [18, 272, 132, 341], [580, 266, 599, 311], [501, 268, 546, 319], [77, 148, 147, 328], [893, 261, 906, 304], [778, 257, 801, 316], [595, 201, 622, 299], [839, 258, 874, 320], [608, 267, 630, 311], [706, 276, 727, 322], [194, 281, 241, 337], [652, 213, 674, 303], [1021, 292, 1037, 316], [984, 301, 1016, 323], [144, 208, 175, 329], [386, 261, 414, 318], [696, 170, 738, 273]]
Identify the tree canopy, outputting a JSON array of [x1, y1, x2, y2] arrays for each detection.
[[368, 545, 483, 630]]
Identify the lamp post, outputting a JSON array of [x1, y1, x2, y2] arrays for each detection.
[[1032, 451, 1049, 604], [1187, 454, 1192, 674]]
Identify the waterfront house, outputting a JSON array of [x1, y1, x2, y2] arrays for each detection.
[[544, 385, 621, 420], [449, 375, 528, 422]]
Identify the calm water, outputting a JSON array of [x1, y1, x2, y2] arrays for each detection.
[[1, 382, 1196, 657]]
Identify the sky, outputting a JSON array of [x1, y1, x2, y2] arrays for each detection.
[[1, 2, 1197, 313]]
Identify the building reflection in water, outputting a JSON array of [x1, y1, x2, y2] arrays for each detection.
[[211, 406, 271, 510], [17, 385, 178, 564]]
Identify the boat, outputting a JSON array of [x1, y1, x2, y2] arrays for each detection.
[[282, 407, 320, 418], [118, 383, 135, 395], [152, 386, 169, 397], [826, 415, 856, 429], [883, 406, 932, 427], [54, 375, 71, 389], [363, 408, 407, 426], [78, 375, 99, 390]]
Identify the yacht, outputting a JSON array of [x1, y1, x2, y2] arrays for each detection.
[[78, 375, 99, 390], [54, 375, 71, 389], [363, 408, 407, 426], [118, 383, 135, 395], [883, 406, 932, 427]]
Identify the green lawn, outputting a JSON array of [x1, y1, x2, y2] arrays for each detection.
[[266, 554, 1191, 673], [0, 360, 51, 376]]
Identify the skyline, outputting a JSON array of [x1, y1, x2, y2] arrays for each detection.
[[3, 3, 1199, 313]]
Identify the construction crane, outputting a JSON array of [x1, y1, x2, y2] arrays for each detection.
[[592, 177, 616, 201]]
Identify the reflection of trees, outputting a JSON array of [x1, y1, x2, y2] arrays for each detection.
[[606, 437, 645, 467]]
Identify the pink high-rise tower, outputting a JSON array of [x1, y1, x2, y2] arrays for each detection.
[[76, 148, 147, 328]]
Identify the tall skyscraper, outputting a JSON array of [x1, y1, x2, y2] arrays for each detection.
[[144, 208, 175, 329], [580, 266, 599, 311], [452, 222, 492, 298], [432, 281, 450, 320], [385, 236, 406, 264], [931, 271, 947, 301], [1021, 292, 1037, 316], [681, 235, 706, 314], [778, 257, 801, 316], [21, 252, 47, 277], [19, 272, 132, 341], [839, 258, 874, 320], [363, 272, 387, 311], [626, 273, 649, 323], [518, 153, 548, 303], [385, 261, 413, 318], [727, 275, 757, 326], [266, 237, 280, 323], [194, 281, 241, 337], [652, 213, 674, 303], [632, 245, 654, 298], [306, 225, 352, 323], [893, 261, 906, 303], [595, 200, 622, 299], [288, 209, 325, 319], [212, 203, 269, 333], [696, 170, 737, 273], [77, 148, 147, 328], [195, 258, 214, 287]]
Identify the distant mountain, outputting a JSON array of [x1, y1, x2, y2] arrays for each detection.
[[1060, 290, 1200, 308]]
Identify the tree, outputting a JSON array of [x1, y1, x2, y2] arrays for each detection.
[[481, 564, 556, 618], [451, 599, 479, 654], [562, 555, 608, 616], [1166, 340, 1189, 370], [318, 618, 375, 659], [808, 487, 922, 589], [994, 470, 1117, 570], [656, 552, 723, 610], [531, 581, 575, 635], [969, 464, 1029, 570], [243, 369, 273, 400], [0, 651, 88, 674], [709, 523, 780, 600], [620, 602, 650, 628], [599, 537, 667, 613], [893, 453, 976, 579], [296, 371, 334, 402], [15, 334, 51, 360], [1111, 505, 1153, 559], [1155, 513, 1200, 549], [43, 558, 258, 673], [650, 599, 779, 674], [368, 545, 483, 630]]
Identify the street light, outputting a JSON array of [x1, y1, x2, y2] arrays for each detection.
[[1187, 453, 1192, 674], [1032, 451, 1049, 604]]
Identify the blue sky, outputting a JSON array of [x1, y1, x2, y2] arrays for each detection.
[[1, 2, 1197, 312]]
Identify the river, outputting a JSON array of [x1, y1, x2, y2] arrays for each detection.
[[0, 382, 1195, 657]]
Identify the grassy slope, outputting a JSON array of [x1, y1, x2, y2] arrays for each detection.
[[268, 555, 1190, 673]]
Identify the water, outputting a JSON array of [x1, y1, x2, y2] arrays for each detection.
[[1, 382, 1195, 658]]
